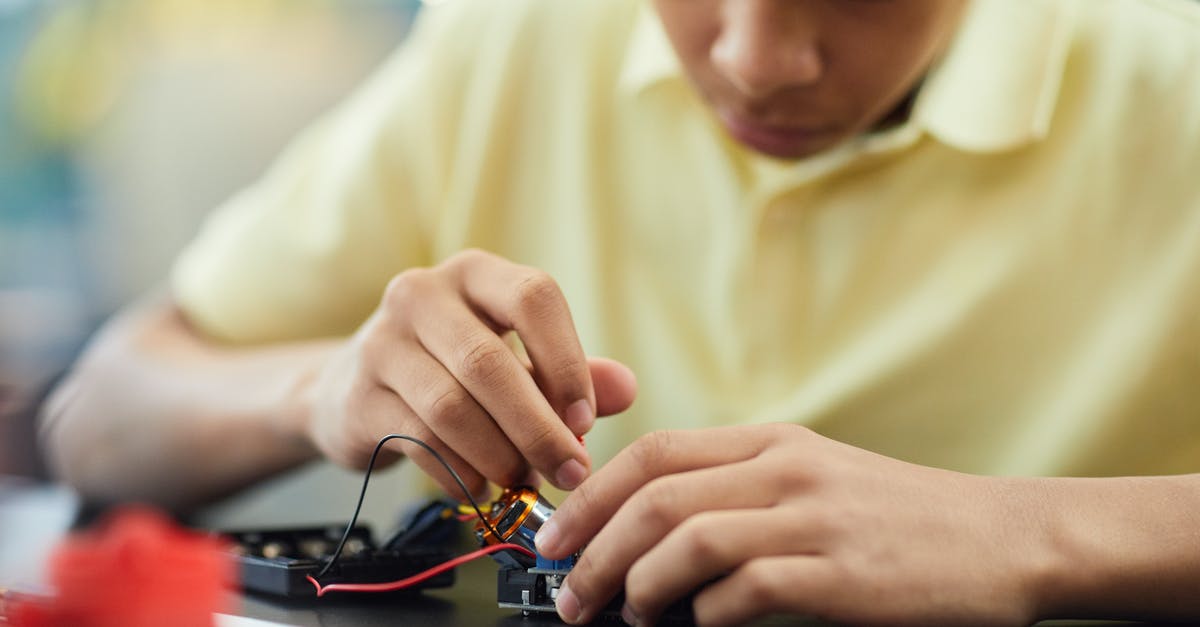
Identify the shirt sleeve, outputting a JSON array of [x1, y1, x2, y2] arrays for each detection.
[[170, 3, 476, 344]]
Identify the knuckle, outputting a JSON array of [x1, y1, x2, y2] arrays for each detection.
[[738, 560, 783, 608], [764, 421, 793, 437], [356, 329, 390, 373], [772, 458, 815, 492], [628, 430, 674, 475], [446, 247, 493, 270], [424, 385, 474, 430], [546, 353, 588, 387], [634, 476, 681, 527], [757, 422, 805, 447], [511, 271, 562, 320], [621, 570, 655, 616], [784, 422, 815, 441], [680, 517, 725, 563], [382, 268, 431, 309], [519, 420, 562, 464], [792, 508, 839, 549], [454, 338, 510, 386]]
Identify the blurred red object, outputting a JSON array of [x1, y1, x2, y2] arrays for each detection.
[[5, 507, 232, 627]]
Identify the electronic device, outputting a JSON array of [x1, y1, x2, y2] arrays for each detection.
[[225, 499, 460, 597], [225, 434, 695, 618], [475, 487, 694, 621]]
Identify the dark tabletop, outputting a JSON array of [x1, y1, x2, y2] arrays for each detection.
[[235, 554, 826, 627], [234, 555, 1162, 627]]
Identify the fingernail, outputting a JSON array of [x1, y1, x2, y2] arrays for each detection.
[[556, 581, 582, 624], [565, 399, 594, 435], [555, 458, 587, 490], [535, 517, 560, 554], [621, 603, 640, 626]]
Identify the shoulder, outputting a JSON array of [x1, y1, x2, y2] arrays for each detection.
[[1066, 0, 1200, 109], [1081, 0, 1200, 33], [388, 0, 646, 138], [410, 0, 642, 78], [1072, 0, 1200, 73], [1058, 0, 1200, 169]]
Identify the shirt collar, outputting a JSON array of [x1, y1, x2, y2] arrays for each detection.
[[913, 0, 1079, 153], [620, 0, 1079, 155], [617, 3, 684, 96]]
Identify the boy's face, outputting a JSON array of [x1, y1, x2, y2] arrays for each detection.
[[653, 0, 967, 160]]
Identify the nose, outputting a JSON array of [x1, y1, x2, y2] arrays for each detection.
[[711, 0, 823, 99]]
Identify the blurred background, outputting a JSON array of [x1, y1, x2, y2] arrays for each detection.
[[0, 0, 433, 549]]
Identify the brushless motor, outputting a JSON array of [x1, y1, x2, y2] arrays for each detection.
[[475, 487, 554, 553], [475, 486, 575, 570]]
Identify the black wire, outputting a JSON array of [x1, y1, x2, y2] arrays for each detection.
[[314, 433, 501, 579]]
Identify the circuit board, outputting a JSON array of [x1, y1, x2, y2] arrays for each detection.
[[225, 499, 463, 598], [495, 564, 695, 622], [226, 524, 456, 597]]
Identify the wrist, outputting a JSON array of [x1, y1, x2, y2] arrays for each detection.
[[982, 476, 1073, 623], [995, 477, 1078, 622], [1013, 475, 1200, 622], [273, 341, 339, 462]]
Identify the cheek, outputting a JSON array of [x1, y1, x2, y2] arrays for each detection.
[[839, 44, 923, 98], [813, 1, 963, 114], [828, 22, 953, 121]]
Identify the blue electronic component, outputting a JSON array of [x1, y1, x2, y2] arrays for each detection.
[[535, 552, 576, 571]]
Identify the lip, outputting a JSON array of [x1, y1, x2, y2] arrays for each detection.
[[717, 109, 837, 159]]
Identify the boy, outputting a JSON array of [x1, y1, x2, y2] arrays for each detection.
[[43, 0, 1200, 624]]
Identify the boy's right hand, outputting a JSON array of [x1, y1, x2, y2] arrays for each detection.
[[301, 249, 637, 499]]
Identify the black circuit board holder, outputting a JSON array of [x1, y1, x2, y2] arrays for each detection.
[[496, 564, 694, 622], [226, 523, 456, 598]]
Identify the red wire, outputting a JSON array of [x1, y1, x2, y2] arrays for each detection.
[[306, 543, 535, 597]]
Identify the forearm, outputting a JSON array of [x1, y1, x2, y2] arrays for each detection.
[[39, 294, 335, 511], [1030, 473, 1200, 621]]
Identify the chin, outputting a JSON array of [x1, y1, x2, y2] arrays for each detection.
[[719, 113, 845, 160]]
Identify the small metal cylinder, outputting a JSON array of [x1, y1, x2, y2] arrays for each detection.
[[475, 486, 556, 555]]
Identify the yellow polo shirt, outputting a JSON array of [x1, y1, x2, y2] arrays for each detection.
[[173, 0, 1200, 479]]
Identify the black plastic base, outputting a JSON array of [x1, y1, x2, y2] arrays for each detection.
[[496, 565, 693, 622], [226, 525, 456, 598]]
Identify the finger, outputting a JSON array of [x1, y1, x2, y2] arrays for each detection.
[[452, 250, 596, 436], [521, 355, 636, 434], [371, 391, 491, 502], [625, 508, 822, 625], [412, 294, 589, 490], [552, 460, 776, 624], [520, 468, 544, 490], [539, 426, 784, 558], [693, 556, 829, 627], [378, 339, 530, 488], [588, 357, 637, 419], [330, 383, 407, 470]]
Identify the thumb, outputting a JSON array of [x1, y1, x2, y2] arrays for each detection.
[[589, 357, 637, 417]]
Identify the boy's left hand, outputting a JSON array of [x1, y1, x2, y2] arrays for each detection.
[[535, 424, 1056, 627]]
